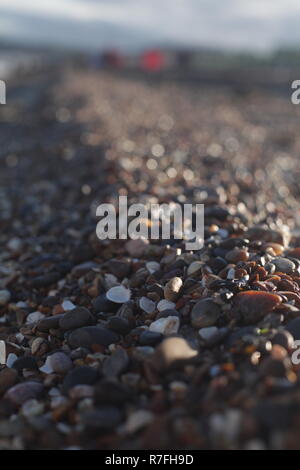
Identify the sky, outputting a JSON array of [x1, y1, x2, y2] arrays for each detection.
[[1, 0, 300, 52]]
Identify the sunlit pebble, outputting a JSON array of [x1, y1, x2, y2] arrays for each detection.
[[207, 143, 222, 157], [56, 108, 70, 123], [122, 140, 136, 152], [147, 159, 158, 170], [166, 167, 177, 178], [151, 144, 165, 157], [81, 184, 92, 195], [158, 114, 174, 131], [6, 154, 18, 168], [183, 169, 194, 181]]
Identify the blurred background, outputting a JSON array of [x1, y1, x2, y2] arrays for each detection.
[[1, 0, 300, 88]]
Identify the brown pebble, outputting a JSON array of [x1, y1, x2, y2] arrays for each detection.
[[234, 291, 282, 324]]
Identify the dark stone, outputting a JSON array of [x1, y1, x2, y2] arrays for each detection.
[[94, 380, 132, 405], [139, 330, 164, 346], [62, 366, 99, 393], [59, 307, 95, 331], [286, 318, 300, 340], [92, 294, 119, 313], [81, 406, 122, 430], [67, 326, 119, 349], [12, 356, 38, 373], [37, 314, 64, 332], [107, 316, 131, 335]]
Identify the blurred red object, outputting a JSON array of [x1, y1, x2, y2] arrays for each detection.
[[140, 50, 166, 72]]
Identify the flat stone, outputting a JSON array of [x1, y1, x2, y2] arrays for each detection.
[[272, 257, 295, 274], [59, 307, 94, 331], [62, 366, 99, 393], [49, 352, 72, 374]]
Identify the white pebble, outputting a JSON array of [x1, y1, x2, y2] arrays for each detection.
[[62, 300, 76, 311], [187, 261, 203, 276], [157, 299, 176, 312], [149, 316, 179, 335], [39, 356, 54, 374], [139, 296, 156, 314], [146, 262, 160, 274], [106, 285, 131, 303], [123, 410, 154, 434], [26, 311, 45, 324]]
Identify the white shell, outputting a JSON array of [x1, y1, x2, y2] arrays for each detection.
[[149, 316, 179, 335], [61, 300, 76, 311], [139, 296, 156, 314], [106, 285, 131, 303]]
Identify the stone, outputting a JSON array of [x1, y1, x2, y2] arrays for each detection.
[[139, 296, 156, 314], [0, 290, 10, 306], [149, 316, 179, 335], [0, 368, 18, 395], [191, 298, 221, 328], [92, 294, 119, 313], [157, 299, 176, 312], [106, 286, 131, 303], [139, 330, 163, 346], [234, 291, 282, 324], [37, 314, 64, 332], [286, 318, 300, 340], [5, 381, 44, 406], [107, 316, 131, 335], [102, 348, 129, 377], [272, 257, 295, 274], [67, 326, 119, 349], [80, 406, 122, 430], [62, 366, 99, 393], [59, 307, 94, 331], [12, 356, 38, 373], [49, 352, 72, 374], [164, 277, 183, 302], [150, 337, 198, 371], [199, 326, 219, 342], [123, 410, 154, 434]]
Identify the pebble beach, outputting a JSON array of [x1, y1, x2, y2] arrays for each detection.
[[0, 65, 300, 449]]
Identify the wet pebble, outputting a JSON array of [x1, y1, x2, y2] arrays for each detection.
[[272, 257, 295, 274]]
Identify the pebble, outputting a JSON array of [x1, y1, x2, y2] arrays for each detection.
[[0, 341, 6, 365], [102, 348, 129, 377], [286, 318, 300, 340], [21, 399, 44, 418], [0, 289, 10, 306], [199, 326, 219, 342], [37, 314, 64, 332], [164, 277, 183, 302], [106, 285, 131, 303], [62, 366, 99, 393], [234, 291, 282, 324], [149, 316, 179, 335], [12, 356, 38, 373], [0, 368, 18, 395], [59, 307, 94, 331], [92, 294, 120, 313], [139, 330, 163, 346], [69, 384, 94, 400], [123, 410, 154, 434], [146, 261, 160, 274], [139, 296, 156, 314], [157, 299, 176, 312], [191, 298, 221, 328], [5, 382, 44, 406], [80, 406, 122, 430], [150, 337, 198, 371], [187, 261, 203, 276], [107, 316, 131, 335], [225, 248, 249, 263], [67, 326, 119, 349], [6, 353, 18, 368], [26, 311, 45, 324], [272, 257, 295, 274], [61, 300, 76, 311], [49, 352, 72, 374]]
